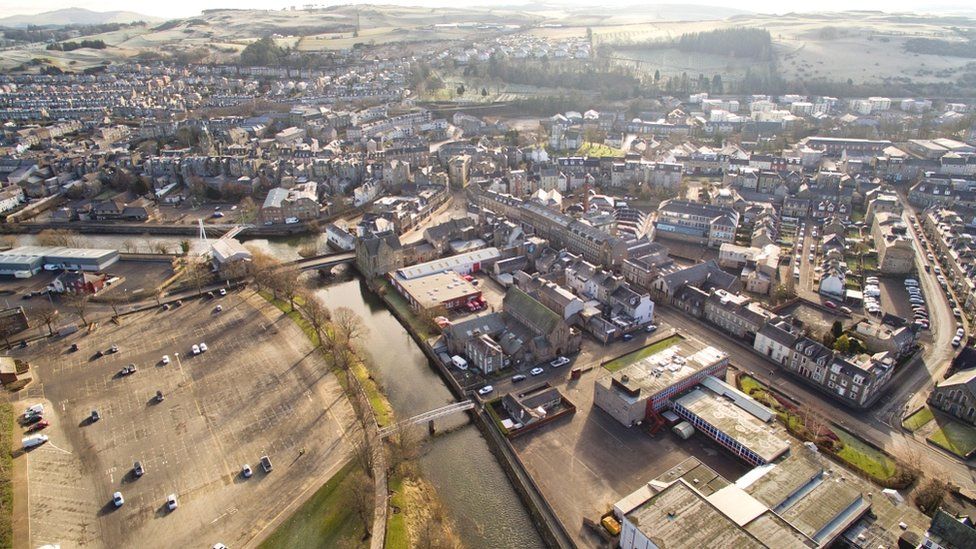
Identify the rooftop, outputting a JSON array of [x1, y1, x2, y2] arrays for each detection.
[[601, 339, 728, 400], [676, 388, 790, 463], [394, 271, 479, 310]]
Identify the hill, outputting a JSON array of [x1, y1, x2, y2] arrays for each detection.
[[0, 8, 158, 28]]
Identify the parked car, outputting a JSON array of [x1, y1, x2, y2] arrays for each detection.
[[166, 494, 178, 511], [219, 288, 227, 296], [622, 333, 634, 341], [645, 324, 658, 334], [530, 367, 544, 376], [242, 464, 253, 478], [27, 419, 50, 433], [199, 342, 208, 353], [260, 455, 273, 473], [511, 374, 527, 383], [477, 385, 494, 396], [109, 344, 119, 354], [953, 336, 962, 347], [134, 461, 144, 477], [191, 344, 200, 355], [162, 355, 170, 365], [24, 413, 44, 425], [550, 356, 570, 368], [113, 492, 124, 507], [824, 301, 837, 309]]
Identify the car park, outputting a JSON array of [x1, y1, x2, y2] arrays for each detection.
[[477, 385, 494, 396], [530, 367, 544, 376]]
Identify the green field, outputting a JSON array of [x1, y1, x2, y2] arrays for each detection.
[[0, 402, 12, 548], [834, 427, 898, 482], [576, 141, 625, 158], [604, 335, 683, 373], [902, 407, 935, 432], [385, 471, 409, 549], [927, 420, 976, 458], [259, 461, 368, 549]]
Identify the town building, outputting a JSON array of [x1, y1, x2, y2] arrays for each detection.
[[389, 271, 482, 312], [260, 182, 320, 224], [871, 212, 915, 274], [655, 199, 739, 248], [0, 246, 119, 278]]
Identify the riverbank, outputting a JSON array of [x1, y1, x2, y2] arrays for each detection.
[[368, 275, 574, 549]]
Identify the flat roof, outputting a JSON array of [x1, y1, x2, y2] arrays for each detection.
[[676, 389, 790, 463], [743, 511, 817, 549], [394, 247, 500, 280], [605, 339, 728, 399], [395, 271, 479, 309], [0, 246, 118, 261], [625, 480, 763, 549]]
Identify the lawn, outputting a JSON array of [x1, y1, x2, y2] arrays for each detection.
[[927, 420, 976, 458], [603, 335, 683, 373], [902, 407, 935, 432], [0, 402, 12, 548], [576, 141, 625, 158], [834, 427, 898, 482], [386, 470, 409, 549], [739, 375, 767, 398], [259, 461, 368, 549]]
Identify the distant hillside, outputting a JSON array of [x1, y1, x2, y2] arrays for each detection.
[[0, 8, 159, 28]]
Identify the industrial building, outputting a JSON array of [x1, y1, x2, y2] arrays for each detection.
[[0, 246, 119, 278], [392, 247, 500, 280], [390, 271, 482, 312]]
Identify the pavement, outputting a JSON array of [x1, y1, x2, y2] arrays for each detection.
[[8, 289, 357, 549]]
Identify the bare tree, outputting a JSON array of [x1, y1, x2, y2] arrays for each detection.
[[121, 239, 135, 253], [349, 469, 374, 538], [36, 229, 81, 248], [183, 261, 212, 296], [63, 293, 91, 326], [32, 302, 60, 336], [276, 265, 301, 310], [0, 309, 25, 347], [332, 306, 368, 350], [298, 291, 330, 346], [350, 429, 375, 479]]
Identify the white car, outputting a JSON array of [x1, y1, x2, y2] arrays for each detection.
[[166, 494, 178, 511], [242, 464, 253, 478], [477, 385, 494, 396], [957, 328, 965, 338], [530, 367, 544, 376], [199, 342, 208, 353], [191, 344, 200, 355], [219, 288, 227, 296], [550, 356, 570, 368], [162, 355, 170, 365], [113, 492, 124, 507]]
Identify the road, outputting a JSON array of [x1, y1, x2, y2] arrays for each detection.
[[654, 305, 976, 489]]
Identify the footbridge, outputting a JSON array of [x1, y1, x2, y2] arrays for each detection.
[[377, 400, 475, 439]]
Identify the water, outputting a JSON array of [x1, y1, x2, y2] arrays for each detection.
[[12, 231, 546, 547], [313, 278, 545, 549]]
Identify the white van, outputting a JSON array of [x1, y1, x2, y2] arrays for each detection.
[[451, 355, 468, 370], [25, 404, 44, 416], [284, 217, 300, 225]]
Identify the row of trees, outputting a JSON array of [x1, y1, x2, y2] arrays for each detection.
[[46, 40, 107, 51]]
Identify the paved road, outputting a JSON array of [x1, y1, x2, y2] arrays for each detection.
[[656, 301, 976, 489]]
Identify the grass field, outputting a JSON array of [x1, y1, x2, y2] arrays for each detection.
[[834, 427, 898, 482], [385, 470, 409, 549], [258, 461, 367, 549], [576, 141, 625, 158], [603, 335, 683, 373], [927, 420, 976, 458], [0, 402, 12, 548], [902, 407, 935, 432]]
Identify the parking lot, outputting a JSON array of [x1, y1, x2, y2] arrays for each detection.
[[511, 364, 751, 546], [10, 290, 357, 548]]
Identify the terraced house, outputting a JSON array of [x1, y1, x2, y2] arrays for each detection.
[[654, 199, 739, 248]]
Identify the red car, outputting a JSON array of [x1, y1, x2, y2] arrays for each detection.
[[27, 419, 49, 432], [824, 301, 837, 309]]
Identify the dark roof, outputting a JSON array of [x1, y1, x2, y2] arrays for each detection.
[[928, 510, 976, 549], [504, 287, 562, 336]]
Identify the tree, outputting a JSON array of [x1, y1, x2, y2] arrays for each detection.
[[456, 84, 465, 95], [915, 478, 951, 516], [183, 261, 212, 296], [238, 196, 257, 223], [63, 293, 91, 326], [831, 320, 844, 339], [480, 87, 487, 97], [654, 69, 660, 82], [712, 74, 723, 93], [36, 229, 80, 248], [298, 291, 330, 346], [179, 240, 191, 255], [31, 302, 60, 336], [349, 469, 374, 538]]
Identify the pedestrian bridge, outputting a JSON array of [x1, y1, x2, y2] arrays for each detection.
[[377, 400, 475, 438]]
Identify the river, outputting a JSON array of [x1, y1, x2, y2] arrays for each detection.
[[12, 232, 545, 548]]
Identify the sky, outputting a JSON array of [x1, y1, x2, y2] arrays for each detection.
[[1, 0, 974, 20]]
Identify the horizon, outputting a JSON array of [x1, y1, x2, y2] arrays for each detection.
[[1, 1, 976, 21]]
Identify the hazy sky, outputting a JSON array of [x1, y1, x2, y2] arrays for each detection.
[[1, 0, 975, 19]]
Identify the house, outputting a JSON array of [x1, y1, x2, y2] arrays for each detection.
[[871, 212, 915, 274], [703, 290, 772, 341], [655, 199, 740, 248], [502, 384, 562, 427], [650, 260, 741, 303], [0, 186, 25, 214], [88, 196, 156, 221], [49, 271, 109, 295], [355, 232, 404, 278], [260, 182, 320, 224], [503, 287, 582, 363], [754, 319, 798, 366]]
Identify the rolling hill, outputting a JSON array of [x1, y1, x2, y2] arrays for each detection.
[[0, 7, 159, 28]]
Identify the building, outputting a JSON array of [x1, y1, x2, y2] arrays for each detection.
[[502, 384, 562, 427], [788, 337, 896, 408], [0, 307, 30, 336], [703, 290, 773, 341], [929, 360, 976, 426], [260, 182, 320, 224], [594, 339, 729, 426], [393, 247, 500, 280], [655, 199, 740, 248], [0, 246, 119, 278], [389, 271, 482, 312], [754, 319, 799, 366], [356, 232, 405, 278], [718, 243, 781, 295], [48, 271, 109, 294], [871, 212, 915, 274], [210, 238, 252, 267]]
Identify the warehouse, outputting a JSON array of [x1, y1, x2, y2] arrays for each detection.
[[392, 247, 500, 281], [390, 271, 482, 312], [0, 246, 119, 278]]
